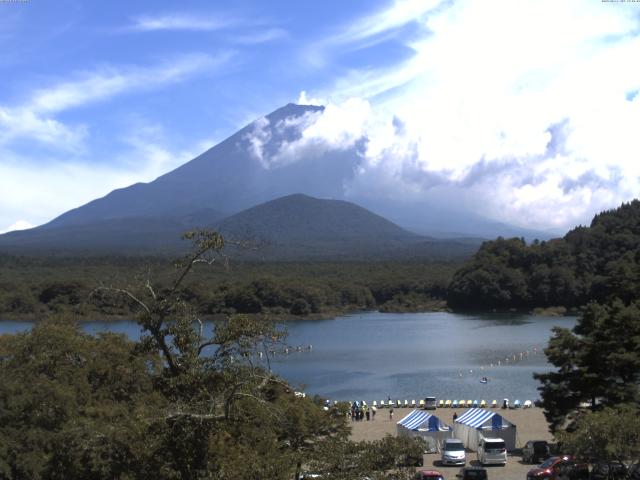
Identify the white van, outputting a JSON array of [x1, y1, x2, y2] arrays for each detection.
[[477, 437, 507, 466], [441, 438, 466, 466]]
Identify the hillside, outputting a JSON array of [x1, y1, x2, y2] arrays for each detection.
[[216, 194, 411, 259], [0, 193, 481, 259], [0, 209, 225, 254], [215, 194, 480, 260], [447, 200, 640, 310], [39, 103, 328, 229]]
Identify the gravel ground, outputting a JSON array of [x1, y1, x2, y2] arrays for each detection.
[[350, 407, 554, 480]]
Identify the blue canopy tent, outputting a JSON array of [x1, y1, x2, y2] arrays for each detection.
[[396, 410, 453, 452], [453, 408, 516, 451]]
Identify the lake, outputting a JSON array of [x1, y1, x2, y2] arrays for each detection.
[[0, 311, 575, 404]]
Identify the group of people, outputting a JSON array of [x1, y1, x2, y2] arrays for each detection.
[[350, 401, 377, 421]]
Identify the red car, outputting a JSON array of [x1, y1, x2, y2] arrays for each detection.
[[526, 455, 589, 480], [414, 469, 445, 480]]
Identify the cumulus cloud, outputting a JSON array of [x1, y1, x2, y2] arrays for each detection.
[[286, 0, 640, 231], [244, 98, 370, 169], [0, 220, 34, 235]]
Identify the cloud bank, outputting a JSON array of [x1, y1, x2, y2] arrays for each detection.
[[283, 0, 640, 231]]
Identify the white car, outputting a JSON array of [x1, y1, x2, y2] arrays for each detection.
[[441, 438, 466, 466], [477, 437, 507, 466]]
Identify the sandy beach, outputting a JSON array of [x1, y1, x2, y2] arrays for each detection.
[[350, 407, 554, 480]]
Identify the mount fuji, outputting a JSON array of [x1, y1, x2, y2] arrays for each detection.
[[0, 103, 549, 257]]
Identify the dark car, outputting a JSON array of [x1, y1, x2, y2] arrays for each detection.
[[456, 466, 488, 480], [414, 469, 445, 480], [523, 440, 551, 464], [527, 455, 589, 480], [590, 462, 628, 480]]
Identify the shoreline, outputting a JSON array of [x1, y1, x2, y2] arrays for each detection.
[[0, 303, 578, 323]]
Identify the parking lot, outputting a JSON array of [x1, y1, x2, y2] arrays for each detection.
[[350, 407, 554, 480]]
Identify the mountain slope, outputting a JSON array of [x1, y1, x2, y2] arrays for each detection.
[[214, 194, 479, 260], [217, 194, 415, 243], [0, 102, 550, 255], [0, 193, 481, 259], [0, 209, 225, 254], [32, 102, 549, 240], [43, 104, 328, 229]]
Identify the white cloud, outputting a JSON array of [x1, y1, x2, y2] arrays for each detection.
[[244, 98, 371, 169], [303, 0, 444, 69], [0, 51, 226, 233], [30, 54, 222, 113], [290, 0, 640, 231], [0, 106, 87, 150], [297, 91, 326, 106], [0, 220, 34, 235], [0, 53, 230, 151], [0, 127, 212, 233], [229, 28, 287, 45], [244, 116, 272, 167], [130, 14, 232, 32]]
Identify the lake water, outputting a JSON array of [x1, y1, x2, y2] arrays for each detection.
[[0, 311, 575, 404]]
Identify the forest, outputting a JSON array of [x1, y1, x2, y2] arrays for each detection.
[[0, 232, 429, 479], [448, 200, 640, 310], [0, 254, 457, 320], [5, 201, 640, 320]]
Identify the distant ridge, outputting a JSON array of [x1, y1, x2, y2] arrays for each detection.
[[0, 209, 225, 254], [0, 193, 481, 259]]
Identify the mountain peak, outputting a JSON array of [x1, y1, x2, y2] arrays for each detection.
[[265, 103, 324, 123]]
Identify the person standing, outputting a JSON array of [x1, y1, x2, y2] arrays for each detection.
[[389, 406, 394, 420], [371, 405, 377, 421]]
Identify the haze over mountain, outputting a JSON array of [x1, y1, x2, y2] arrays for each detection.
[[0, 103, 551, 257]]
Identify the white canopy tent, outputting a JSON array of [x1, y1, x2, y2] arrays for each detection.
[[453, 408, 517, 451], [396, 410, 453, 452]]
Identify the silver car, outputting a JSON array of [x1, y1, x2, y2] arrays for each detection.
[[441, 438, 466, 466]]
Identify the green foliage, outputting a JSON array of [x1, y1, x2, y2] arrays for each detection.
[[557, 405, 640, 465], [0, 254, 458, 319], [0, 317, 163, 479], [0, 230, 426, 478], [449, 200, 640, 310], [535, 299, 640, 432], [308, 434, 426, 480]]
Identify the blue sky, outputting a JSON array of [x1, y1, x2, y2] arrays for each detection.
[[1, 0, 640, 233]]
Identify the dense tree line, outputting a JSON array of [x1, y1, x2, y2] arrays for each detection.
[[535, 298, 640, 468], [448, 200, 640, 310], [0, 231, 427, 479], [0, 255, 455, 319]]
